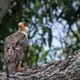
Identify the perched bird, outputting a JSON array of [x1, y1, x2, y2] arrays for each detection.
[[4, 22, 29, 75]]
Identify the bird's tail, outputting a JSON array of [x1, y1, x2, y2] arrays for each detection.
[[5, 62, 10, 80]]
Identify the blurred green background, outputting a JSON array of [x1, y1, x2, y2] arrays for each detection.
[[0, 0, 80, 70]]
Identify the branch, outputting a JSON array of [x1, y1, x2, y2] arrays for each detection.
[[1, 50, 80, 80], [0, 0, 13, 23]]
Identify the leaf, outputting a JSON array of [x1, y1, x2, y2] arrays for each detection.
[[30, 28, 37, 38], [48, 28, 52, 47], [43, 26, 50, 32], [39, 50, 49, 61], [34, 0, 42, 11]]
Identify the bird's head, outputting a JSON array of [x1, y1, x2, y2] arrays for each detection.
[[18, 22, 29, 37], [18, 22, 29, 30]]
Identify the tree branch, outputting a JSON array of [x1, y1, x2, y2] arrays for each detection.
[[0, 50, 80, 80]]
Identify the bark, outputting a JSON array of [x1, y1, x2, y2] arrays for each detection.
[[0, 0, 13, 23], [0, 50, 80, 80]]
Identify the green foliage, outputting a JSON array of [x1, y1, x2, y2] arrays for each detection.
[[0, 0, 80, 69], [39, 50, 49, 62]]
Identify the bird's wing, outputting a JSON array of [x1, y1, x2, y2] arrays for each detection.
[[4, 36, 16, 63], [4, 32, 27, 63]]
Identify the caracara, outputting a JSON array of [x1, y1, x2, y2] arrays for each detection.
[[4, 22, 29, 75]]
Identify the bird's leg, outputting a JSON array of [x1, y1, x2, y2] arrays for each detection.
[[16, 61, 22, 69], [16, 61, 25, 72]]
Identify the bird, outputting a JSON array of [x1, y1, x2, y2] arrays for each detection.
[[4, 22, 29, 76]]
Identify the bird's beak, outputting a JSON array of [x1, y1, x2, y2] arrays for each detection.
[[24, 26, 29, 34], [25, 26, 29, 31]]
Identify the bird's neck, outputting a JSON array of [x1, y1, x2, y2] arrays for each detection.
[[18, 28, 28, 37]]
